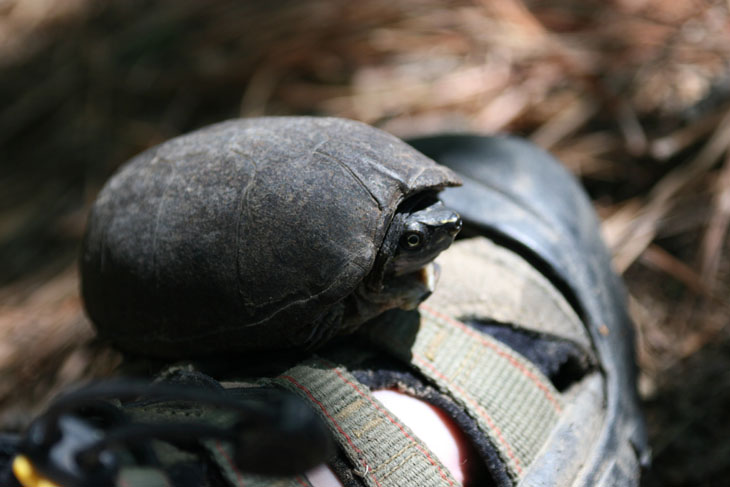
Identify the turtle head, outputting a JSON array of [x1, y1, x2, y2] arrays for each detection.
[[338, 192, 461, 335], [386, 193, 462, 278], [374, 191, 461, 308]]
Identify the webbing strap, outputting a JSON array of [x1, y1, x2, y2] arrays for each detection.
[[428, 237, 590, 350], [364, 304, 563, 481], [273, 359, 458, 487]]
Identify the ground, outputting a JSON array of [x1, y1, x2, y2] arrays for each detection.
[[1, 1, 729, 485]]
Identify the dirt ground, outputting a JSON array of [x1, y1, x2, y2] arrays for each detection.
[[2, 1, 730, 485]]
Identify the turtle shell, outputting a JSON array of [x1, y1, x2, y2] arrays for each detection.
[[81, 117, 460, 358]]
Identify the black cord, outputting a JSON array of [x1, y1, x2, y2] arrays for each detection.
[[18, 378, 332, 487]]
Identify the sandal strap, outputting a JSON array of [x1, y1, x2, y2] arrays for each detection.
[[273, 359, 458, 487], [363, 303, 563, 482], [427, 237, 590, 350]]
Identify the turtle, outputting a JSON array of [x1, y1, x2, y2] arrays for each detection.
[[81, 117, 462, 358]]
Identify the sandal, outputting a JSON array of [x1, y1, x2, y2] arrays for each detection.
[[3, 133, 648, 487]]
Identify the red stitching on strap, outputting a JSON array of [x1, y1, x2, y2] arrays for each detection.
[[296, 475, 310, 486], [321, 361, 455, 486], [419, 303, 563, 412], [412, 353, 524, 475], [280, 375, 381, 487], [215, 440, 245, 487]]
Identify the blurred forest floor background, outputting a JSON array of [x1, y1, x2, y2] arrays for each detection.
[[1, 0, 729, 485]]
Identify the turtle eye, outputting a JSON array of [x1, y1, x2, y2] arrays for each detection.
[[401, 231, 424, 250]]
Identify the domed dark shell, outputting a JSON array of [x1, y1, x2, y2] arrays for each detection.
[[81, 117, 460, 357]]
